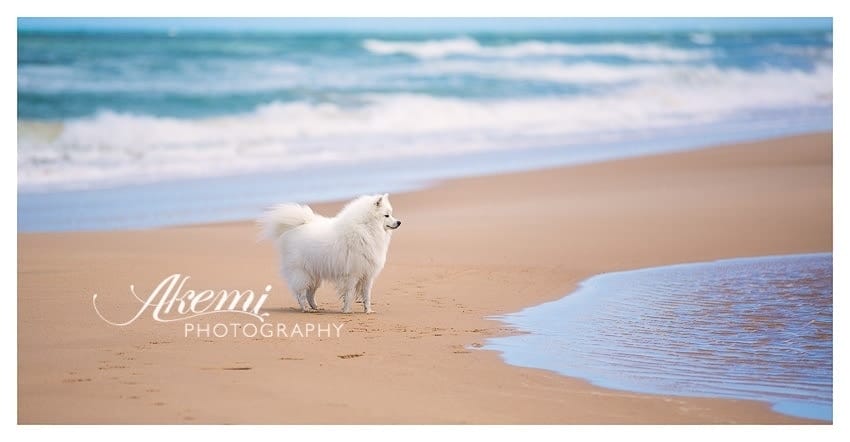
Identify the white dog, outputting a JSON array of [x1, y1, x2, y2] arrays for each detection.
[[259, 194, 401, 313]]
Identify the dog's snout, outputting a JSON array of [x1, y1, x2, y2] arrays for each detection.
[[395, 220, 402, 227]]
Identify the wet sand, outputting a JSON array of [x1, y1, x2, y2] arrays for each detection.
[[18, 132, 832, 423]]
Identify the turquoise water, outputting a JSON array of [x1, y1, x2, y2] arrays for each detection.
[[17, 24, 832, 231], [485, 253, 833, 421]]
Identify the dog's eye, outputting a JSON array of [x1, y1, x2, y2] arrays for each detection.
[[384, 214, 389, 218]]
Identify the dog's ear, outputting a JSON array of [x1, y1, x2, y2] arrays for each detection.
[[375, 195, 383, 207]]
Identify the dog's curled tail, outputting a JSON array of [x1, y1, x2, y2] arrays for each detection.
[[258, 203, 316, 240]]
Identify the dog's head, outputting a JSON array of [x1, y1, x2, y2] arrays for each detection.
[[375, 193, 401, 231]]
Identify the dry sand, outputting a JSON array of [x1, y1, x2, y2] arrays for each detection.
[[18, 133, 832, 424]]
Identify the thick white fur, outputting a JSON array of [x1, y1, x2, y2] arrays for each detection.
[[258, 194, 401, 313]]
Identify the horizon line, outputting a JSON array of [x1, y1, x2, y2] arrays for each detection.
[[17, 17, 834, 34]]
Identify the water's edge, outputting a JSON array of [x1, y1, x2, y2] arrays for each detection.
[[481, 253, 833, 422], [17, 127, 830, 233]]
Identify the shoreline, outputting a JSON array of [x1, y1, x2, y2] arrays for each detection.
[[485, 252, 833, 421], [18, 122, 832, 233], [18, 132, 832, 423]]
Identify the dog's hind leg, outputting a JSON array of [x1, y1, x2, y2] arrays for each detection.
[[294, 289, 311, 312], [285, 271, 312, 312], [289, 280, 309, 312], [306, 284, 319, 310]]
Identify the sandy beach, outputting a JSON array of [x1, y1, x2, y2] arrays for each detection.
[[17, 132, 832, 424]]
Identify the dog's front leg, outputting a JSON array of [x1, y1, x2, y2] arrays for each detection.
[[361, 277, 375, 314], [340, 280, 356, 313]]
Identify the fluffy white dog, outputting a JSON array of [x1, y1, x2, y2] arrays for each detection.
[[259, 194, 401, 313]]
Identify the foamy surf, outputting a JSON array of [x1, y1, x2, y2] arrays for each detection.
[[17, 28, 833, 229], [19, 62, 832, 191], [363, 37, 714, 61]]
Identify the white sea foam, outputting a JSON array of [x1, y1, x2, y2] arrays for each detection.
[[363, 36, 483, 59], [363, 37, 714, 61], [766, 44, 833, 61], [18, 63, 832, 191], [420, 60, 671, 84], [19, 41, 828, 97], [17, 60, 304, 95], [689, 32, 715, 45]]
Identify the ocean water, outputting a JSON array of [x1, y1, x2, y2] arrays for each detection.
[[18, 28, 832, 231], [484, 253, 833, 421]]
